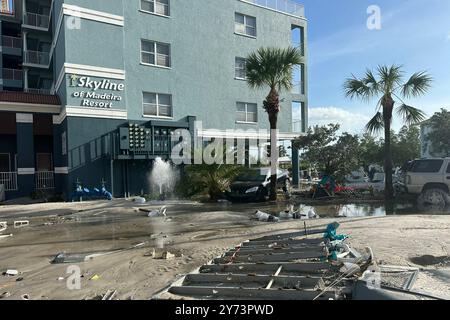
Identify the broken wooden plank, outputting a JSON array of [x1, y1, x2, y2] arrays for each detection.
[[169, 285, 336, 300]]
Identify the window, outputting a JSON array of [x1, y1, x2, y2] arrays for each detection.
[[235, 13, 256, 37], [0, 153, 10, 172], [411, 160, 444, 173], [292, 64, 305, 94], [236, 102, 257, 123], [235, 57, 247, 79], [291, 25, 305, 55], [36, 153, 53, 172], [292, 101, 305, 133], [143, 92, 173, 118], [141, 40, 171, 68], [141, 0, 170, 16]]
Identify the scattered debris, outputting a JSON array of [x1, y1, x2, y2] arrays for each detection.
[[0, 234, 13, 240], [14, 220, 29, 228], [102, 290, 117, 300], [0, 292, 11, 299], [57, 277, 65, 281], [90, 274, 100, 281], [16, 277, 24, 282], [21, 294, 30, 300], [254, 210, 279, 222], [51, 252, 87, 264], [144, 248, 156, 258], [0, 221, 7, 232], [162, 251, 175, 260], [134, 197, 146, 204], [4, 269, 18, 276], [147, 206, 168, 218]]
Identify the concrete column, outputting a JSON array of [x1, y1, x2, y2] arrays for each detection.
[[16, 113, 35, 197], [24, 68, 29, 90], [292, 143, 300, 187]]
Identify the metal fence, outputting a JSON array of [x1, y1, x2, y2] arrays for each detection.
[[25, 88, 51, 95], [36, 171, 55, 190], [241, 0, 305, 17], [24, 12, 50, 29], [24, 50, 50, 66], [2, 68, 23, 81], [0, 172, 18, 191], [1, 35, 22, 49]]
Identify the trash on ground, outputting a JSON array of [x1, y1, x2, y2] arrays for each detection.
[[147, 206, 168, 218], [51, 252, 87, 264], [14, 220, 29, 228], [16, 277, 24, 282], [57, 277, 65, 281], [254, 210, 279, 222], [102, 290, 117, 300], [0, 234, 13, 240], [134, 197, 146, 204], [21, 294, 29, 300], [0, 221, 7, 232], [90, 274, 100, 281], [162, 251, 175, 260], [4, 269, 18, 276], [0, 291, 11, 299]]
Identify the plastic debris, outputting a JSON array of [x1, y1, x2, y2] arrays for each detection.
[[0, 292, 11, 299], [0, 234, 13, 240], [57, 277, 65, 281], [324, 222, 348, 241], [21, 294, 30, 300], [0, 221, 7, 232], [90, 274, 100, 281], [254, 210, 279, 222], [134, 197, 146, 204], [148, 206, 167, 217]]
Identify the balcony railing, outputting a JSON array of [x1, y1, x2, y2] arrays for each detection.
[[25, 88, 52, 95], [24, 50, 50, 66], [1, 35, 22, 49], [241, 0, 304, 17], [23, 12, 50, 29], [0, 172, 18, 191], [2, 68, 23, 81]]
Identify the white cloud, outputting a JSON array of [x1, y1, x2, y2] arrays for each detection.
[[306, 107, 371, 134]]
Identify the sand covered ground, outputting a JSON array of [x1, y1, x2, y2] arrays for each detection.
[[0, 199, 449, 300]]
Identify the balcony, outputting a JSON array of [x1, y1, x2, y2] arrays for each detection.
[[2, 68, 23, 81], [25, 88, 52, 95], [241, 0, 305, 17], [23, 12, 50, 30], [23, 50, 50, 67], [1, 35, 22, 49]]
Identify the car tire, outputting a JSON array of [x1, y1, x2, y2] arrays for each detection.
[[418, 188, 450, 207]]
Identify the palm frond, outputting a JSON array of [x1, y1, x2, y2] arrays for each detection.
[[401, 71, 433, 98], [343, 76, 375, 102], [365, 112, 384, 134], [377, 64, 403, 92], [246, 46, 302, 91], [396, 104, 427, 126]]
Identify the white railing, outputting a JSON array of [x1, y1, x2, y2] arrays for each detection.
[[25, 88, 51, 95], [2, 68, 23, 81], [0, 172, 18, 191], [241, 0, 305, 17], [36, 171, 55, 190], [24, 50, 50, 66], [1, 35, 22, 49], [23, 12, 50, 29]]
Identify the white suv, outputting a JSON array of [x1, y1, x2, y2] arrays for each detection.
[[403, 158, 450, 206]]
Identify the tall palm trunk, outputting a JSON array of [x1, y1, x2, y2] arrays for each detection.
[[382, 95, 395, 200], [266, 87, 280, 201]]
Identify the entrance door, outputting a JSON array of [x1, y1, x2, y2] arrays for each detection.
[[36, 153, 52, 172]]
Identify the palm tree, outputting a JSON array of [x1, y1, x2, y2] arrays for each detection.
[[344, 65, 432, 199], [246, 47, 303, 200]]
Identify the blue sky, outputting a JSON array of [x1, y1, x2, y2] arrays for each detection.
[[293, 0, 450, 134]]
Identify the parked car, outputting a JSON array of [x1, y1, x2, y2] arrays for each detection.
[[225, 168, 291, 202], [401, 158, 450, 206]]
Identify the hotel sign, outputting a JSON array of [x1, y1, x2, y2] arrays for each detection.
[[69, 74, 125, 108]]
